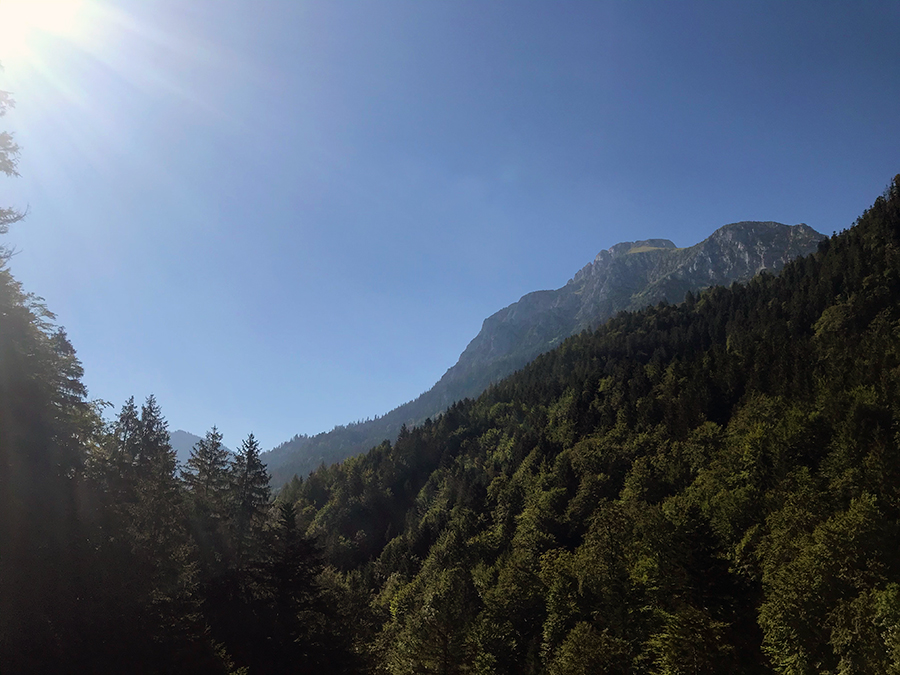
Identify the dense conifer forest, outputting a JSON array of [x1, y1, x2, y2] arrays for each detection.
[[3, 156, 900, 669], [285, 175, 900, 674]]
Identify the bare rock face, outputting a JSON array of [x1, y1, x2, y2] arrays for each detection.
[[263, 221, 824, 485], [437, 222, 824, 404]]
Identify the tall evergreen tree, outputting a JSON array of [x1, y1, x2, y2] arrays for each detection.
[[231, 433, 271, 562], [0, 75, 247, 673], [266, 501, 330, 673], [183, 426, 233, 575], [131, 396, 186, 581], [111, 396, 141, 481], [0, 204, 106, 670], [138, 394, 176, 475], [184, 426, 231, 507]]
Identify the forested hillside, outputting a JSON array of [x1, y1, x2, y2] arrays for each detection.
[[265, 221, 824, 486], [3, 173, 900, 673], [0, 318, 362, 674], [0, 90, 358, 673], [280, 176, 900, 674], [3, 0, 899, 670]]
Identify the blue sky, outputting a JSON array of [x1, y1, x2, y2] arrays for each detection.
[[1, 0, 898, 450]]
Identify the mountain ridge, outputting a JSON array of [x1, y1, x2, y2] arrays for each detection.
[[263, 220, 824, 485], [283, 175, 900, 674]]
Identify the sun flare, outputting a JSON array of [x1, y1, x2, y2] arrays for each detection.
[[0, 0, 88, 60]]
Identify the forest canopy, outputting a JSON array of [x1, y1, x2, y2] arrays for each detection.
[[278, 175, 900, 674], [3, 130, 900, 670]]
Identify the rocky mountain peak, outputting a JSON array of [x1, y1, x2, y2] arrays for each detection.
[[263, 220, 825, 485], [608, 238, 678, 257]]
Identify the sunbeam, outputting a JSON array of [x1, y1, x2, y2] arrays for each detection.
[[0, 0, 90, 60]]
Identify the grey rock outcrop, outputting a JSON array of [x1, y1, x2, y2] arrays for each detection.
[[432, 222, 823, 410], [263, 221, 824, 485]]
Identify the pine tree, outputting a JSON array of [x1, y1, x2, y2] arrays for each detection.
[[115, 396, 141, 449], [138, 394, 177, 477], [0, 255, 104, 670], [131, 396, 184, 570], [266, 501, 328, 673], [183, 426, 233, 575], [113, 395, 141, 470], [183, 426, 231, 508], [231, 433, 271, 562]]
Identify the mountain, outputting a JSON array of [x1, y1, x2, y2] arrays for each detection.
[[431, 221, 824, 409], [282, 175, 900, 674], [263, 220, 824, 485], [170, 429, 231, 465], [170, 430, 203, 465]]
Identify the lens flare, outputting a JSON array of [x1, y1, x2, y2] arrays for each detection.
[[0, 0, 88, 59]]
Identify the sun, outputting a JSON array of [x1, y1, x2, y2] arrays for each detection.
[[0, 0, 88, 60]]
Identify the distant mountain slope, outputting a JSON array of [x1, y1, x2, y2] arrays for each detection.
[[284, 175, 900, 674], [170, 429, 232, 465], [170, 430, 203, 465], [263, 220, 824, 485]]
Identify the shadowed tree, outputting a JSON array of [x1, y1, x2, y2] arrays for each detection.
[[231, 433, 271, 563], [183, 426, 233, 577]]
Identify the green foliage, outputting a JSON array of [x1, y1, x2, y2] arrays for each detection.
[[548, 622, 631, 675], [0, 84, 25, 246], [287, 176, 900, 673], [5, 134, 900, 673], [184, 426, 232, 509], [231, 433, 271, 560], [0, 81, 366, 671], [1, 342, 359, 672]]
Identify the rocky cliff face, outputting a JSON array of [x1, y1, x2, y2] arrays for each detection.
[[263, 221, 825, 485], [434, 222, 824, 407]]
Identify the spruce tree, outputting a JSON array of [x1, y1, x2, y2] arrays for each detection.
[[132, 396, 184, 573], [267, 501, 326, 672], [115, 396, 141, 460], [183, 426, 233, 575], [183, 426, 231, 508], [231, 433, 271, 562], [138, 394, 177, 477]]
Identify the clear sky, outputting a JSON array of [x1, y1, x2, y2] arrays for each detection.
[[1, 0, 898, 450]]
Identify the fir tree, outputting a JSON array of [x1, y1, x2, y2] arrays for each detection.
[[131, 396, 185, 577], [138, 394, 176, 477], [183, 426, 233, 576], [183, 426, 231, 509], [115, 396, 142, 460], [231, 433, 271, 562]]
